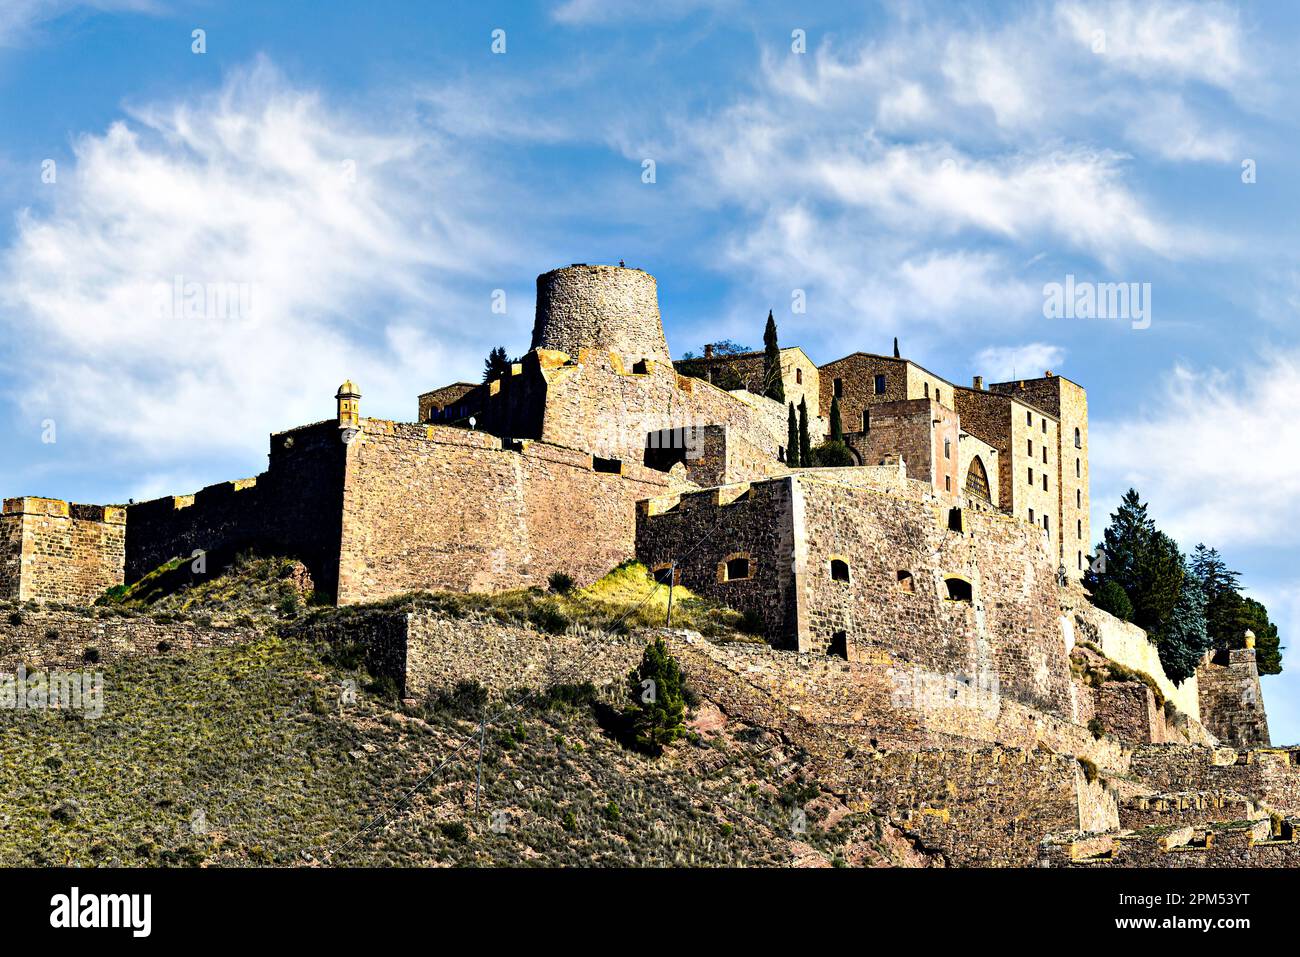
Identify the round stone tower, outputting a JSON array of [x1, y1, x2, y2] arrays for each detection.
[[530, 264, 670, 365]]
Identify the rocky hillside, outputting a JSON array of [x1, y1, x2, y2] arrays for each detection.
[[0, 560, 933, 868]]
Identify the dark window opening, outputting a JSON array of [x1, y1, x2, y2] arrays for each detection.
[[936, 389, 941, 402], [829, 630, 848, 659], [830, 559, 850, 582], [833, 377, 843, 398], [862, 409, 871, 431], [1042, 474, 1048, 491], [1077, 519, 1082, 539], [924, 383, 930, 397], [944, 577, 973, 602], [1028, 467, 1034, 484], [1026, 410, 1032, 425], [945, 475, 951, 491], [947, 507, 964, 533], [897, 570, 915, 593], [632, 359, 650, 374], [652, 565, 675, 586], [1074, 427, 1082, 448], [795, 368, 803, 385], [874, 374, 886, 395], [1076, 458, 1081, 478], [1028, 439, 1033, 455], [943, 438, 951, 459], [593, 456, 623, 474], [1042, 447, 1047, 463], [724, 557, 751, 581]]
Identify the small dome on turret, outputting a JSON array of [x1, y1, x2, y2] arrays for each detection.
[[336, 380, 361, 398]]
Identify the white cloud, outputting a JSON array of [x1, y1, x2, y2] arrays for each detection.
[[1057, 0, 1248, 89], [0, 0, 155, 47], [1093, 350, 1300, 549], [974, 343, 1067, 382], [0, 59, 530, 484], [551, 0, 732, 26]]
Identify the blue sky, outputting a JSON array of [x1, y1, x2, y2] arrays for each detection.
[[1, 1, 1297, 738]]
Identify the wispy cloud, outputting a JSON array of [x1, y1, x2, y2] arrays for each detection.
[[0, 0, 157, 47], [974, 343, 1068, 382], [0, 58, 530, 488]]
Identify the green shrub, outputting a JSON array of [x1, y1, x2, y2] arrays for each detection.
[[548, 571, 575, 595], [437, 821, 468, 843], [625, 637, 687, 755], [1091, 580, 1134, 622], [808, 440, 855, 468]]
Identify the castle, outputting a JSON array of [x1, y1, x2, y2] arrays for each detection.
[[1, 262, 1287, 867]]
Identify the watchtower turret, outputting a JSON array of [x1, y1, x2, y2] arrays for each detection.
[[530, 264, 669, 366]]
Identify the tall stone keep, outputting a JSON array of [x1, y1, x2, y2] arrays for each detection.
[[530, 264, 670, 366]]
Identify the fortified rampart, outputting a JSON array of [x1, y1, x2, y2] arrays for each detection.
[[531, 264, 670, 365], [1198, 646, 1270, 747], [636, 468, 1075, 720], [0, 498, 126, 604]]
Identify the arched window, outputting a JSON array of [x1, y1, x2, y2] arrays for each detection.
[[944, 576, 973, 602], [830, 558, 850, 582], [964, 456, 991, 503]]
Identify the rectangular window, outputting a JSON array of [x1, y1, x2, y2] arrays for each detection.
[[862, 409, 870, 431], [833, 377, 843, 398], [1042, 447, 1047, 463], [1026, 410, 1032, 426], [874, 374, 886, 394], [1077, 519, 1082, 539], [945, 475, 951, 491], [924, 382, 930, 397], [1042, 419, 1047, 433], [1044, 515, 1050, 536], [1042, 474, 1048, 491], [1076, 489, 1081, 507], [1028, 467, 1034, 484], [1029, 508, 1035, 523], [1027, 439, 1033, 455]]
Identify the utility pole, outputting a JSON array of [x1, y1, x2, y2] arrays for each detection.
[[475, 705, 485, 815], [665, 560, 676, 627]]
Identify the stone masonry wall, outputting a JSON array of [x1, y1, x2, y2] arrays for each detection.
[[0, 609, 260, 672], [336, 422, 670, 604], [0, 498, 126, 604], [531, 264, 669, 364], [1198, 648, 1270, 747], [1131, 745, 1300, 814], [127, 420, 348, 598]]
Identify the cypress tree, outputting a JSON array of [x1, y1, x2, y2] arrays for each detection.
[[625, 637, 687, 754], [762, 311, 785, 403], [482, 346, 512, 382], [798, 397, 811, 466], [829, 396, 843, 443], [786, 402, 800, 467]]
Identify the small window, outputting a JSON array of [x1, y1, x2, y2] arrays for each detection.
[[1076, 458, 1081, 478], [833, 377, 843, 398], [593, 456, 623, 474], [1076, 489, 1082, 507], [945, 475, 951, 491], [723, 556, 751, 581], [795, 368, 803, 385], [924, 382, 930, 397], [1077, 519, 1082, 539], [1078, 551, 1083, 570], [1042, 419, 1047, 434], [1027, 439, 1033, 455], [862, 409, 870, 431], [1042, 447, 1047, 464], [1074, 427, 1082, 449], [830, 558, 850, 582], [632, 359, 650, 374], [1042, 474, 1048, 491], [947, 507, 964, 533], [1026, 410, 1032, 426], [897, 570, 914, 593], [1029, 508, 1035, 523], [1043, 515, 1050, 535], [1028, 467, 1034, 484], [944, 438, 951, 459], [829, 630, 848, 659], [874, 374, 886, 395], [935, 389, 941, 402], [652, 564, 676, 586], [944, 577, 973, 602]]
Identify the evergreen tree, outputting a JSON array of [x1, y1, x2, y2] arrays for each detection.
[[1155, 562, 1210, 684], [625, 637, 687, 754], [786, 402, 800, 467], [1091, 579, 1133, 622], [762, 311, 785, 403], [829, 396, 843, 443], [1130, 530, 1184, 634], [797, 397, 811, 466], [482, 346, 513, 382], [808, 441, 853, 467], [1189, 544, 1252, 655], [1086, 488, 1182, 635]]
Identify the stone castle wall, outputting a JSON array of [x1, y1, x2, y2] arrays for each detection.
[[637, 470, 1076, 720], [0, 498, 126, 604], [335, 422, 671, 604], [126, 421, 349, 598]]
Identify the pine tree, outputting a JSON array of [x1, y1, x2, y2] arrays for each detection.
[[1190, 544, 1247, 653], [829, 396, 843, 443], [1155, 562, 1210, 684], [797, 397, 811, 466], [786, 403, 800, 467], [762, 311, 785, 403], [482, 346, 513, 382], [1130, 529, 1184, 634], [625, 637, 687, 754]]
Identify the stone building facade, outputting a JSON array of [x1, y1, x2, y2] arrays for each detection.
[[1198, 644, 1271, 747]]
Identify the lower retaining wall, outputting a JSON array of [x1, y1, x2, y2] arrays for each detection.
[[0, 609, 261, 672]]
